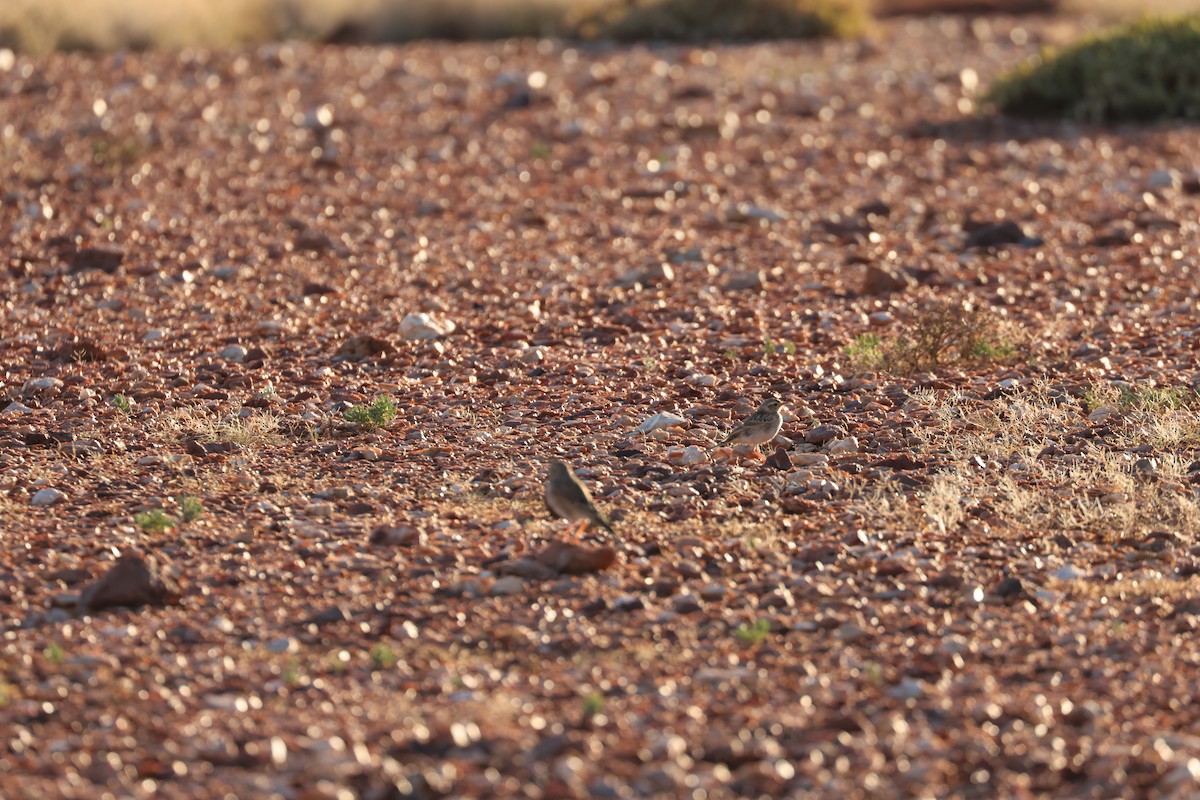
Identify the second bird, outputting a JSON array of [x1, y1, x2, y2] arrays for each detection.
[[719, 395, 785, 453], [545, 460, 615, 536]]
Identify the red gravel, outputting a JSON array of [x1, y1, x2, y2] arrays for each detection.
[[3, 15, 1200, 799]]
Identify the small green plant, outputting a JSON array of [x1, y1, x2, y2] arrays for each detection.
[[134, 509, 175, 534], [345, 396, 398, 429], [0, 679, 14, 706], [112, 394, 133, 414], [92, 135, 144, 166], [370, 643, 397, 670], [985, 14, 1200, 122], [530, 141, 552, 159], [1085, 384, 1197, 413], [844, 333, 885, 371], [43, 643, 65, 664], [1119, 386, 1195, 412], [865, 662, 883, 686], [178, 495, 204, 523], [582, 691, 605, 717], [763, 337, 797, 359], [724, 347, 739, 360], [969, 339, 1016, 361], [734, 618, 772, 647], [281, 657, 301, 686]]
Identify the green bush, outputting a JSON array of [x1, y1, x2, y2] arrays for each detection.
[[985, 15, 1200, 122], [573, 0, 870, 42]]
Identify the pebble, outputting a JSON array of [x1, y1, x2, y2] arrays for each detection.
[[31, 488, 67, 506], [520, 346, 546, 363], [220, 344, 247, 363], [724, 270, 766, 291], [805, 479, 841, 500], [666, 445, 707, 466], [3, 402, 32, 414], [1132, 457, 1158, 477], [673, 593, 702, 613], [616, 262, 674, 288], [826, 436, 860, 455], [725, 203, 787, 223], [635, 411, 687, 434], [791, 452, 829, 467], [399, 312, 455, 340], [303, 502, 335, 518], [1088, 405, 1118, 423], [490, 576, 526, 596], [143, 328, 165, 343], [805, 425, 846, 446], [868, 311, 894, 326], [1053, 564, 1083, 581], [1146, 169, 1181, 190], [352, 446, 381, 461], [59, 440, 102, 457], [887, 678, 925, 701], [23, 377, 63, 393], [835, 623, 868, 642], [698, 583, 727, 601], [861, 264, 912, 295], [369, 526, 424, 547]]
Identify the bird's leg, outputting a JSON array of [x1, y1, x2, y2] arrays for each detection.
[[563, 519, 587, 541]]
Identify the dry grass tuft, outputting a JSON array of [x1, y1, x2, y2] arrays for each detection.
[[853, 381, 1200, 540]]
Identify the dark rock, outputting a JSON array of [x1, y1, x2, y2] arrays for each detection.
[[80, 555, 179, 611], [765, 446, 792, 472], [871, 454, 924, 470], [65, 247, 125, 274], [535, 541, 617, 575], [963, 219, 1041, 250], [993, 576, 1026, 600], [861, 264, 912, 295], [804, 424, 846, 446]]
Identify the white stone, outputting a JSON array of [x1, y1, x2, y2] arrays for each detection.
[[220, 344, 247, 362], [887, 678, 925, 701], [143, 328, 165, 343], [666, 445, 707, 466], [31, 488, 66, 507], [827, 436, 860, 455], [1147, 169, 1180, 190], [1053, 564, 1082, 581], [254, 320, 287, 337], [400, 312, 455, 340], [635, 411, 687, 434], [3, 402, 31, 414], [490, 576, 526, 596], [23, 377, 63, 393]]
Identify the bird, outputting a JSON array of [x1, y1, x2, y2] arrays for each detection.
[[718, 395, 785, 453], [545, 460, 615, 536]]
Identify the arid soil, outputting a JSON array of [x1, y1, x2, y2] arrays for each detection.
[[3, 14, 1200, 799]]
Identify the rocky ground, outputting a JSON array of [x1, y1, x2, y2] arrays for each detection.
[[2, 13, 1200, 799]]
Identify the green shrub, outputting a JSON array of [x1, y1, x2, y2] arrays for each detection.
[[345, 396, 398, 430], [573, 0, 870, 42], [985, 15, 1200, 122]]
